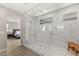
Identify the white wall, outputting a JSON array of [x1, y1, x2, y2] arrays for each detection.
[[0, 6, 21, 54], [0, 16, 6, 52], [7, 16, 21, 34], [21, 15, 33, 46], [0, 7, 8, 52], [22, 4, 79, 56]]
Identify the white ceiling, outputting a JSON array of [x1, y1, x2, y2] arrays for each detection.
[[25, 3, 73, 16], [0, 3, 74, 16], [0, 3, 39, 13]]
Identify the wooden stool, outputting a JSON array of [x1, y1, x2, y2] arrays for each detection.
[[68, 42, 79, 56]]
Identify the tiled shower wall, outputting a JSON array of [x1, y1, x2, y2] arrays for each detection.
[[22, 4, 79, 56]]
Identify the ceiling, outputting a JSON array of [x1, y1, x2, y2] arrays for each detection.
[[0, 3, 39, 13], [25, 3, 73, 16], [0, 3, 74, 16]]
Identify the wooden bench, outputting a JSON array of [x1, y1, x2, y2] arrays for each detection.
[[68, 42, 79, 56]]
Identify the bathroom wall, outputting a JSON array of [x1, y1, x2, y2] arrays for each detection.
[[0, 15, 6, 52], [7, 16, 21, 34], [0, 6, 21, 53], [0, 7, 8, 52]]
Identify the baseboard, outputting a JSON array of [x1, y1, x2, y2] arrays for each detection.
[[25, 45, 44, 56], [0, 48, 6, 53]]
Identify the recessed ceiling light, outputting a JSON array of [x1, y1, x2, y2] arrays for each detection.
[[43, 9, 46, 12]]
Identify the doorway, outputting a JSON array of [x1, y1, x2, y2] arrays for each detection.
[[6, 16, 21, 56]]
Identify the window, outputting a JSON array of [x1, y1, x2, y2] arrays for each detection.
[[63, 12, 77, 21]]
